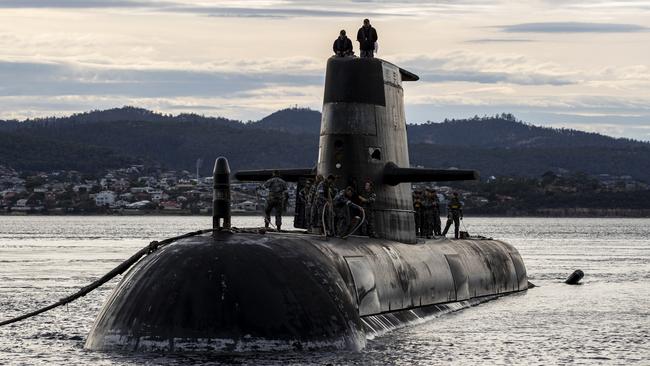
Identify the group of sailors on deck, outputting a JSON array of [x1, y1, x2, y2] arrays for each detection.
[[261, 171, 465, 239]]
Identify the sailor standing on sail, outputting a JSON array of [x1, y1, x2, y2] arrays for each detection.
[[356, 18, 378, 58], [262, 170, 288, 231]]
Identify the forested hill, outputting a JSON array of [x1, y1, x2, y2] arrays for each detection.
[[1, 107, 649, 182], [0, 106, 243, 130], [407, 114, 646, 149], [249, 108, 321, 135]]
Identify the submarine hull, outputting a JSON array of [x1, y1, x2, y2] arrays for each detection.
[[85, 231, 527, 352]]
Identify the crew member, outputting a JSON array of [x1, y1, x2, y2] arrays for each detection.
[[442, 192, 463, 239], [431, 189, 442, 236], [316, 175, 337, 234], [333, 30, 353, 57], [296, 178, 312, 228], [308, 175, 324, 230], [413, 190, 423, 237], [359, 181, 376, 237], [422, 188, 434, 239], [356, 18, 378, 58], [333, 186, 358, 236], [262, 170, 288, 231]]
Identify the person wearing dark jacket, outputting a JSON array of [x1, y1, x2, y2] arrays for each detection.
[[442, 192, 463, 239], [356, 18, 378, 58], [333, 30, 353, 57]]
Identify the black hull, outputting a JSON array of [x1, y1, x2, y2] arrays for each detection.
[[85, 230, 527, 352]]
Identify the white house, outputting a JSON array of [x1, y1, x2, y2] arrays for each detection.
[[95, 191, 117, 207], [148, 190, 165, 202]]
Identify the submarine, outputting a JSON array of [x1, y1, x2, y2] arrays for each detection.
[[84, 56, 528, 352]]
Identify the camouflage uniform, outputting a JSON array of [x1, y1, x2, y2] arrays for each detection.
[[442, 196, 463, 239], [360, 187, 376, 237], [263, 176, 288, 230], [333, 189, 352, 236], [307, 178, 321, 228], [421, 193, 434, 239], [314, 180, 336, 232], [295, 180, 312, 229], [432, 193, 442, 236], [413, 191, 423, 237]]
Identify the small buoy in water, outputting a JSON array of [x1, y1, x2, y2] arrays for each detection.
[[565, 269, 584, 285]]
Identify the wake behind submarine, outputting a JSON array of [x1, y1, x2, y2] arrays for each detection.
[[84, 56, 528, 352]]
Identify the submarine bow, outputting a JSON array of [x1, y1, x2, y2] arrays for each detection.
[[85, 232, 366, 352]]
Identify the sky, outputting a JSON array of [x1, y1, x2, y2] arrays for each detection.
[[0, 0, 649, 140]]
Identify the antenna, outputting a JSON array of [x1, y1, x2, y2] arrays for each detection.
[[196, 158, 203, 182]]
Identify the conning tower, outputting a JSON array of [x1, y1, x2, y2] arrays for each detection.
[[238, 57, 477, 242], [319, 57, 417, 242]]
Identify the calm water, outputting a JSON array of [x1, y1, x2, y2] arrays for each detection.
[[0, 216, 648, 365]]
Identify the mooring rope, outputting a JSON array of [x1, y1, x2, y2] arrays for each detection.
[[0, 228, 214, 327], [320, 200, 336, 238], [342, 203, 365, 239]]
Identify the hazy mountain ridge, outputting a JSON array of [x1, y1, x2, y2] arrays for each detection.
[[0, 106, 244, 131], [408, 114, 647, 148], [1, 107, 648, 181]]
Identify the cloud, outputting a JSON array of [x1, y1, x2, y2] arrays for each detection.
[[500, 22, 649, 33], [419, 70, 573, 85], [395, 52, 578, 86], [540, 0, 650, 11], [0, 59, 322, 98], [0, 0, 167, 8], [0, 0, 402, 18], [0, 0, 524, 18], [179, 6, 399, 18], [465, 38, 537, 43]]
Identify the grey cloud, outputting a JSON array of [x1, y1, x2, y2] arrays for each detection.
[[0, 0, 400, 18], [417, 70, 573, 86], [0, 61, 321, 98], [500, 22, 649, 33], [399, 55, 575, 86], [0, 0, 168, 8], [465, 38, 537, 43], [540, 0, 650, 10], [187, 7, 394, 19]]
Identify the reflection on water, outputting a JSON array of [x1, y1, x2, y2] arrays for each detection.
[[1, 216, 649, 365]]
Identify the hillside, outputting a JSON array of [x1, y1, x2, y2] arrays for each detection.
[[249, 108, 321, 135], [1, 107, 649, 182], [407, 114, 646, 148], [0, 131, 140, 172]]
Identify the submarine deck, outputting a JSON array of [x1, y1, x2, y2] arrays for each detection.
[[85, 226, 528, 352], [195, 227, 528, 316]]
